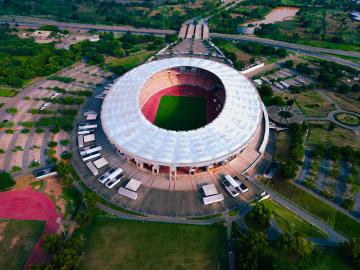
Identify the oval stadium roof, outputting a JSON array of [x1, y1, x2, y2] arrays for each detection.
[[101, 57, 263, 167]]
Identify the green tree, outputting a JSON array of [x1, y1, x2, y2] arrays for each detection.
[[0, 171, 15, 191], [276, 232, 313, 258], [236, 231, 268, 270], [249, 202, 271, 227], [340, 238, 360, 267]]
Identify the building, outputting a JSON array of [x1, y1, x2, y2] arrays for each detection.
[[101, 57, 268, 180]]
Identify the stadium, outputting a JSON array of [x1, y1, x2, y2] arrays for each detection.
[[101, 57, 269, 180]]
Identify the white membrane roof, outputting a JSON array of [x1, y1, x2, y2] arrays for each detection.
[[101, 57, 262, 167]]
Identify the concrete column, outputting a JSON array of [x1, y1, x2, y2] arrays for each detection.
[[136, 161, 143, 169], [152, 165, 159, 174], [169, 167, 177, 181], [222, 159, 229, 165]]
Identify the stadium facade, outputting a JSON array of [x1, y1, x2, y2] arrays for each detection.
[[101, 57, 269, 180]]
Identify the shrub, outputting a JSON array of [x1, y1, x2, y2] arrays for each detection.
[[19, 121, 34, 128], [47, 149, 56, 156], [319, 190, 334, 200], [10, 165, 21, 173], [29, 160, 40, 168], [48, 76, 74, 83], [35, 128, 44, 133], [6, 107, 17, 115], [0, 121, 14, 128], [5, 129, 14, 134], [60, 139, 69, 146], [48, 141, 58, 148], [61, 152, 72, 160], [20, 128, 30, 133], [341, 199, 355, 211]]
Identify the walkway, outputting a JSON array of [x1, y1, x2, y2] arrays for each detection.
[[304, 91, 360, 137], [244, 175, 347, 244]]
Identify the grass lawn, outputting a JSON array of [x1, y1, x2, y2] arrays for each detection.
[[0, 87, 18, 97], [335, 113, 360, 126], [107, 51, 154, 71], [268, 178, 360, 238], [0, 219, 44, 270], [262, 200, 327, 238], [328, 93, 360, 114], [155, 95, 206, 131], [296, 39, 360, 52], [293, 91, 336, 117], [307, 249, 356, 270], [308, 121, 360, 150], [80, 218, 228, 270], [274, 131, 290, 161]]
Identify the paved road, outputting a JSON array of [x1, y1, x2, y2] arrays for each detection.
[[1, 15, 359, 70], [211, 33, 360, 71], [210, 33, 360, 58], [243, 174, 348, 244], [304, 92, 360, 137], [0, 15, 176, 35]]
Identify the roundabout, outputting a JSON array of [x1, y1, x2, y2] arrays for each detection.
[[334, 112, 360, 127]]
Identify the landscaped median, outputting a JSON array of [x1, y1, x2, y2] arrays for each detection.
[[267, 179, 360, 238]]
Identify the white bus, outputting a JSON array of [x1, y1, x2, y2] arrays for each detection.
[[82, 151, 101, 162], [105, 173, 125, 189], [80, 145, 102, 156]]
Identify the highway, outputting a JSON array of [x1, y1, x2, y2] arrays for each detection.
[[1, 15, 359, 70], [0, 15, 177, 36], [211, 33, 360, 71]]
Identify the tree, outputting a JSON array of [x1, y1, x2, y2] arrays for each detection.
[[43, 234, 63, 254], [284, 60, 294, 68], [55, 161, 71, 178], [0, 171, 15, 191], [249, 202, 271, 227], [236, 231, 268, 270], [340, 238, 360, 267], [276, 232, 313, 258], [258, 84, 273, 97], [280, 161, 298, 179]]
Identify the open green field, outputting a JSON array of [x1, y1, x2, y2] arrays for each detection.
[[155, 96, 206, 131], [262, 200, 327, 238], [308, 121, 360, 150], [293, 91, 336, 117], [0, 87, 18, 97], [0, 219, 44, 270], [107, 51, 155, 74], [80, 218, 228, 270]]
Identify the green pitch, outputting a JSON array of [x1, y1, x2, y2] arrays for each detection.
[[154, 95, 206, 131]]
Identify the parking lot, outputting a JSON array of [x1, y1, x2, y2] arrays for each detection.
[[0, 62, 111, 174]]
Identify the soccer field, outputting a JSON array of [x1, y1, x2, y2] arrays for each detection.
[[154, 95, 206, 131], [80, 218, 228, 270], [0, 220, 44, 270]]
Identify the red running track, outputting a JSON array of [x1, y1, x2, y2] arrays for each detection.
[[0, 188, 61, 269], [141, 85, 224, 124]]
